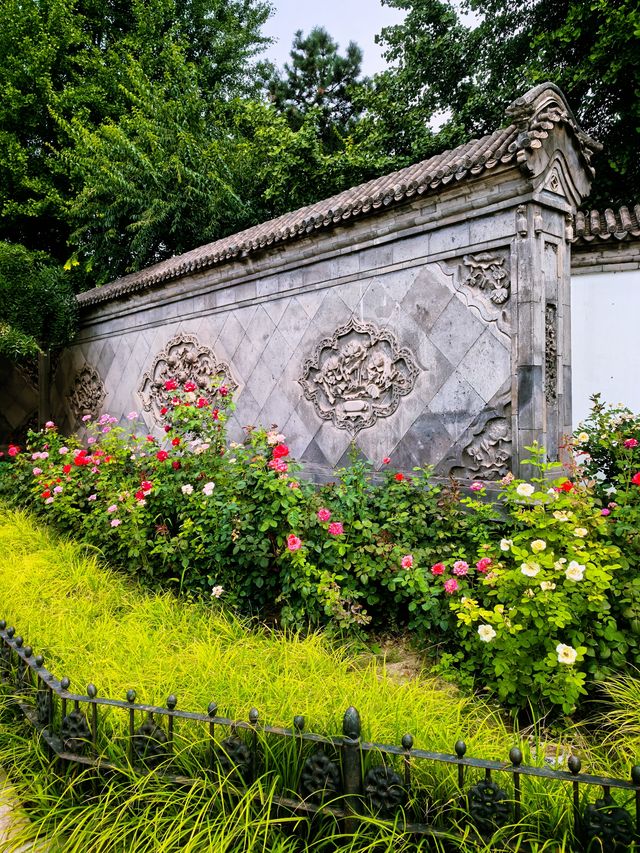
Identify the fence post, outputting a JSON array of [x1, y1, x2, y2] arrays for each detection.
[[342, 706, 362, 835]]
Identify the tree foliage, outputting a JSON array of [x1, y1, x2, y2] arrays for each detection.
[[0, 242, 77, 359], [375, 0, 640, 205], [263, 27, 368, 151], [0, 0, 272, 263]]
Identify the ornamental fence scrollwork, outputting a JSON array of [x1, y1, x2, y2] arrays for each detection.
[[1, 619, 640, 850]]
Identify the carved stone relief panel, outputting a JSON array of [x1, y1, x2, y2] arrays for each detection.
[[545, 303, 558, 404], [299, 318, 419, 436], [138, 333, 238, 425], [68, 364, 107, 421], [440, 386, 512, 480], [440, 250, 511, 340]]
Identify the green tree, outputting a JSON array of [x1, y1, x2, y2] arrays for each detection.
[[264, 27, 368, 151], [0, 0, 272, 265], [0, 242, 77, 360], [62, 53, 250, 282], [375, 0, 640, 205]]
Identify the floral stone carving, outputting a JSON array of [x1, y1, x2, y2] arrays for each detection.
[[462, 252, 510, 305], [299, 318, 419, 435], [139, 333, 237, 425], [68, 364, 106, 421]]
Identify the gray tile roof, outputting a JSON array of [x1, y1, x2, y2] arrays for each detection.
[[573, 205, 640, 243], [78, 83, 600, 309]]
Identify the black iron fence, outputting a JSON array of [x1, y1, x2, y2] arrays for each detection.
[[1, 619, 639, 850]]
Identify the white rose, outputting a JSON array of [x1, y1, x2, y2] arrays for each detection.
[[521, 562, 541, 577], [577, 432, 589, 443], [516, 483, 535, 497], [500, 538, 513, 551], [181, 484, 194, 495], [531, 539, 547, 553], [573, 528, 588, 538], [553, 511, 570, 522], [202, 482, 215, 496], [478, 624, 496, 642], [540, 581, 556, 591], [565, 561, 585, 581], [556, 643, 578, 665]]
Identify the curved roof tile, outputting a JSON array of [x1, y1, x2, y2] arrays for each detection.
[[78, 83, 599, 308]]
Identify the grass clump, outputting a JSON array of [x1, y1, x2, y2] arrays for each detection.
[[0, 508, 507, 754], [0, 508, 627, 851]]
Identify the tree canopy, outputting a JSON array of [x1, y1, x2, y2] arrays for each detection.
[[263, 26, 368, 151], [374, 0, 640, 206], [0, 0, 637, 342]]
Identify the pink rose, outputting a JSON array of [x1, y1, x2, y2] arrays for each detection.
[[110, 519, 122, 527], [328, 522, 344, 536], [382, 457, 391, 465], [469, 481, 483, 491], [401, 554, 413, 569], [287, 534, 302, 551], [32, 467, 42, 476], [453, 560, 469, 576], [476, 557, 492, 573], [444, 578, 459, 594], [268, 458, 288, 473], [317, 508, 332, 522], [624, 438, 639, 449], [601, 508, 611, 516]]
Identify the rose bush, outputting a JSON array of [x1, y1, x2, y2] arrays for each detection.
[[2, 387, 640, 714]]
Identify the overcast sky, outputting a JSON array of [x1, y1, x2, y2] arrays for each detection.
[[261, 0, 406, 77]]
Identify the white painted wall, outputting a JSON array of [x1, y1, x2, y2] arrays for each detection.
[[571, 268, 640, 427]]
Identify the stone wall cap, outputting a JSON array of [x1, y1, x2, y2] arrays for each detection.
[[78, 83, 599, 309]]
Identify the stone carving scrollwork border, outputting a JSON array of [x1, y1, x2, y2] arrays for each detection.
[[68, 364, 107, 421], [299, 317, 419, 436], [138, 333, 238, 425]]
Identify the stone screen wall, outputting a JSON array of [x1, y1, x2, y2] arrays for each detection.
[[52, 178, 574, 481], [42, 83, 599, 479]]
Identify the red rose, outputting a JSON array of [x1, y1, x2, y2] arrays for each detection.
[[8, 444, 20, 457], [146, 435, 156, 443], [431, 562, 445, 575], [395, 473, 404, 482], [164, 425, 171, 433], [196, 397, 209, 408], [172, 460, 181, 470], [272, 444, 289, 459], [156, 450, 169, 462], [160, 407, 168, 416], [218, 386, 228, 397], [141, 481, 152, 492], [382, 457, 391, 465], [557, 481, 573, 492], [632, 472, 640, 486], [63, 464, 72, 474], [212, 409, 219, 420], [41, 489, 51, 499], [135, 490, 145, 500], [164, 379, 178, 391], [171, 437, 180, 446]]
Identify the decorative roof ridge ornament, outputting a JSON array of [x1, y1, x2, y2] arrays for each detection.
[[505, 82, 602, 174]]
